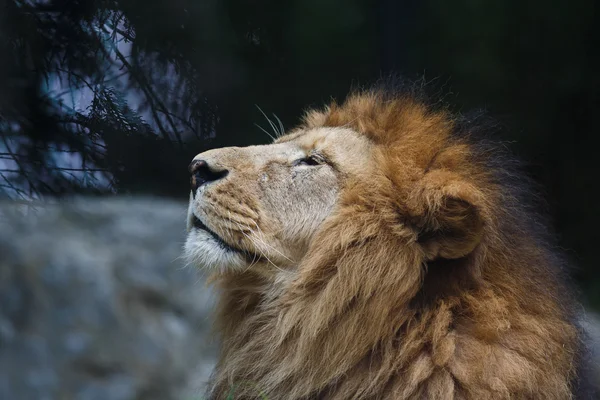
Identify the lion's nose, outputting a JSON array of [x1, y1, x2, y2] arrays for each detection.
[[189, 159, 229, 194]]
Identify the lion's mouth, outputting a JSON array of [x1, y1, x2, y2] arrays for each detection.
[[192, 215, 236, 251], [192, 215, 261, 262]]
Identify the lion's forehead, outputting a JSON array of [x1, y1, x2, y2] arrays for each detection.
[[277, 126, 367, 148]]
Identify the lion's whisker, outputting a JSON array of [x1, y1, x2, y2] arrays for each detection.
[[254, 123, 276, 141], [246, 219, 294, 263], [272, 113, 285, 138], [224, 210, 294, 264], [228, 215, 286, 273], [241, 228, 284, 273], [256, 105, 282, 139], [225, 211, 261, 271]]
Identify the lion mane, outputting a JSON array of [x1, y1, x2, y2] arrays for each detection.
[[206, 82, 591, 399]]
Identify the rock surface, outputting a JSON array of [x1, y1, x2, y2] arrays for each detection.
[[582, 312, 600, 394], [0, 198, 216, 400]]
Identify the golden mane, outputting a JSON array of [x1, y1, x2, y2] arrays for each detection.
[[207, 85, 588, 399]]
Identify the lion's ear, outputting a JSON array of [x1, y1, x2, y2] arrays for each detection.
[[412, 172, 485, 261]]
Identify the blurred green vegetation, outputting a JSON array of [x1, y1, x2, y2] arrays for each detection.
[[1, 0, 598, 308]]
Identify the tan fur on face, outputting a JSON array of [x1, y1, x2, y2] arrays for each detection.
[[185, 88, 588, 399]]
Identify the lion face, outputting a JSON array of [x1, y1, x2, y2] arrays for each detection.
[[185, 127, 373, 271]]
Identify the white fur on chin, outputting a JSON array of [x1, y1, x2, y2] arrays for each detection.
[[184, 228, 248, 271], [184, 194, 248, 271]]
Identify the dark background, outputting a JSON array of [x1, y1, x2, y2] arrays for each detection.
[[1, 0, 598, 309]]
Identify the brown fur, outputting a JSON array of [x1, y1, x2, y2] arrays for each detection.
[[204, 86, 586, 399]]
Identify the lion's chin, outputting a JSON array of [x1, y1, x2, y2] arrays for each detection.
[[184, 228, 248, 271]]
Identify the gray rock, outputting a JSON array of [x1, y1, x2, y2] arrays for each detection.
[[0, 198, 216, 400], [582, 312, 600, 394]]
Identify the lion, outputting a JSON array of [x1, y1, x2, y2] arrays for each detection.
[[184, 81, 593, 399]]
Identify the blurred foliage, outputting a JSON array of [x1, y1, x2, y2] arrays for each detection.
[[0, 0, 598, 308]]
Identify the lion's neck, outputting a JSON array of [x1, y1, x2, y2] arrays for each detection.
[[207, 258, 579, 400], [209, 268, 423, 398]]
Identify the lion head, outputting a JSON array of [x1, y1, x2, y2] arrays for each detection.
[[184, 83, 589, 399], [184, 125, 372, 273]]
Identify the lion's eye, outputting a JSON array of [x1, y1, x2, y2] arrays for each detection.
[[294, 155, 322, 167]]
